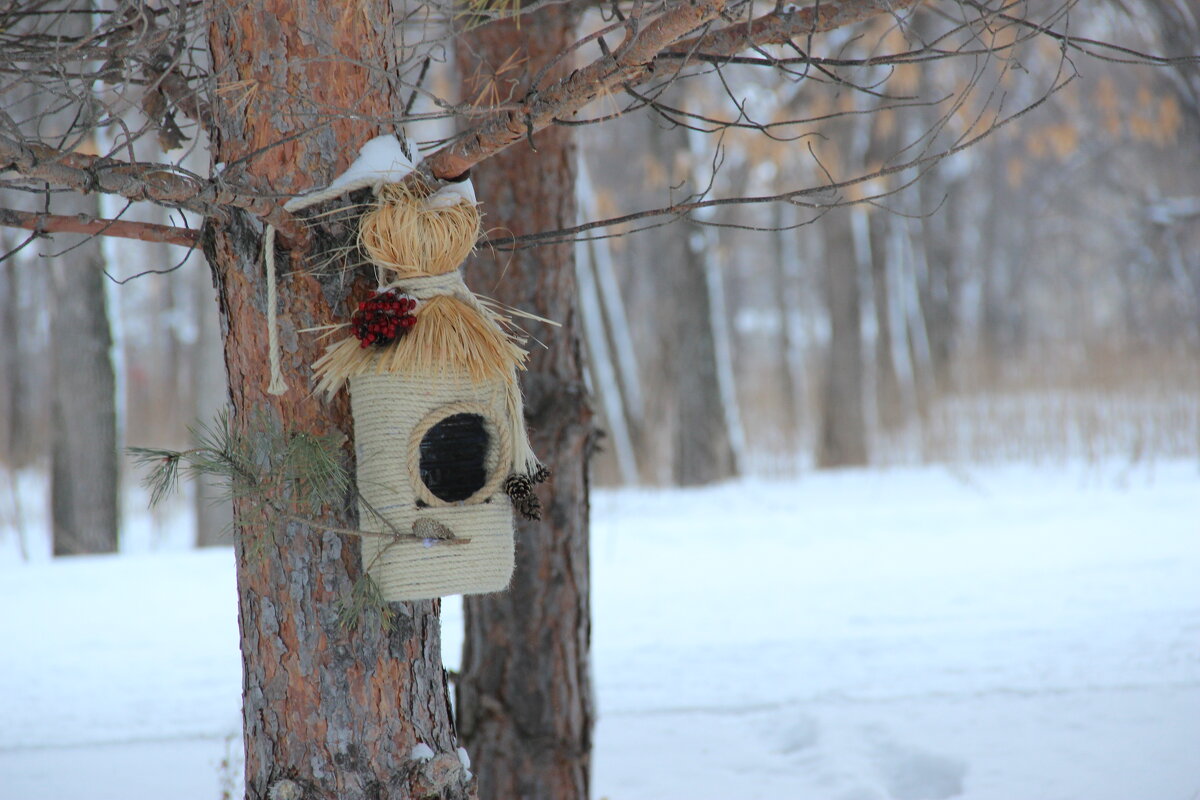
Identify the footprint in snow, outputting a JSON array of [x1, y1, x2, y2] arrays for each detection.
[[872, 739, 967, 800], [779, 714, 821, 754]]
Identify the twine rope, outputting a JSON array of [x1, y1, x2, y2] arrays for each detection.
[[376, 269, 541, 477], [353, 373, 515, 599], [403, 398, 514, 509]]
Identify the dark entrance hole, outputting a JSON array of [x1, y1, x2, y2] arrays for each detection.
[[419, 413, 490, 502]]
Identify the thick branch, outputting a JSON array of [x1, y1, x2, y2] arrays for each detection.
[[427, 0, 728, 178], [426, 0, 924, 179], [0, 207, 199, 247], [673, 0, 924, 56]]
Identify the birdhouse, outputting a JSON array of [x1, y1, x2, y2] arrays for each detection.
[[311, 177, 546, 601]]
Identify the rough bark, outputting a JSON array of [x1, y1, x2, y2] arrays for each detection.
[[455, 9, 595, 800], [207, 2, 465, 798], [817, 208, 868, 468]]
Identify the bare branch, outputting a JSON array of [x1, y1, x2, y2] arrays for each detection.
[[0, 207, 199, 247], [484, 65, 1072, 251]]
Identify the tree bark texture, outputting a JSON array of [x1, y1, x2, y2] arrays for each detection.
[[207, 3, 466, 799], [48, 196, 120, 556], [455, 10, 595, 800], [817, 208, 868, 467]]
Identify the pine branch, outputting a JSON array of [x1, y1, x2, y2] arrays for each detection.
[[426, 0, 729, 178], [130, 413, 449, 632], [128, 447, 183, 508], [0, 132, 309, 247], [337, 574, 396, 632], [130, 412, 431, 545]]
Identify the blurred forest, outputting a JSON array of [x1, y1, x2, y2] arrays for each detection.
[[0, 2, 1197, 551]]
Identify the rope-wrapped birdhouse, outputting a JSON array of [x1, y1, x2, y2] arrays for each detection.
[[265, 136, 547, 601]]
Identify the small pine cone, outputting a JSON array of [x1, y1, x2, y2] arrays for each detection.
[[504, 473, 533, 501], [531, 465, 551, 485], [514, 493, 542, 521], [412, 517, 456, 541]]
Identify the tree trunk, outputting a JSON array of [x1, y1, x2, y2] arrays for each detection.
[[917, 166, 961, 392], [648, 118, 739, 485], [207, 3, 465, 799], [772, 203, 805, 448], [869, 209, 906, 432], [0, 250, 40, 471], [817, 208, 868, 468], [48, 193, 120, 556], [455, 10, 595, 800]]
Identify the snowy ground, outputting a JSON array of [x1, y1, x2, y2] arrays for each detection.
[[1, 460, 1198, 800]]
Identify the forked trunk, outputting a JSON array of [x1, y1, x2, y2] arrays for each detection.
[[455, 9, 596, 800]]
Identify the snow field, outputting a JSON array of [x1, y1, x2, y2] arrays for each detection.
[[1, 460, 1198, 800], [582, 464, 1200, 800]]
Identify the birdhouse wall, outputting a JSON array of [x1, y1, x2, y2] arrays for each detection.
[[351, 370, 515, 600]]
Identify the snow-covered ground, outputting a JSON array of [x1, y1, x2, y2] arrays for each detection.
[[1, 460, 1198, 800]]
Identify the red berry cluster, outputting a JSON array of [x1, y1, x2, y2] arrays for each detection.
[[352, 290, 417, 348]]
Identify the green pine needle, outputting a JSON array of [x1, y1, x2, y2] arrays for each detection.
[[129, 412, 390, 630], [128, 447, 183, 508], [337, 574, 395, 632]]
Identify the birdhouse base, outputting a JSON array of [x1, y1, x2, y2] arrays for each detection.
[[360, 501, 515, 601], [351, 370, 517, 601]]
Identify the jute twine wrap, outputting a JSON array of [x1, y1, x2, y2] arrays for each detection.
[[313, 268, 541, 478], [353, 371, 515, 600]]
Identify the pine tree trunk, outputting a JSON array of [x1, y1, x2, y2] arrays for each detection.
[[48, 194, 120, 556], [207, 3, 465, 798], [455, 10, 595, 800]]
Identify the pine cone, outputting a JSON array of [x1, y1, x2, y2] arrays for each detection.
[[503, 473, 533, 500], [504, 473, 543, 520], [513, 493, 542, 521]]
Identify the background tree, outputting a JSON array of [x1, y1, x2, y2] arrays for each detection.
[[455, 10, 595, 800]]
